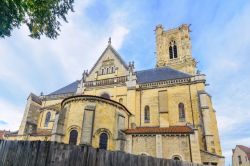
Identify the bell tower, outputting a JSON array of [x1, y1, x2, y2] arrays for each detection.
[[155, 24, 197, 75]]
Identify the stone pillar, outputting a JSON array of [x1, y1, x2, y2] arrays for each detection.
[[125, 135, 132, 153], [158, 90, 169, 127], [126, 63, 137, 116], [18, 93, 42, 135], [80, 103, 96, 145], [116, 113, 126, 151], [126, 89, 136, 115], [130, 115, 136, 129], [189, 129, 202, 163], [51, 113, 62, 142], [199, 92, 215, 153], [156, 134, 163, 158], [155, 25, 165, 67], [51, 107, 67, 143]]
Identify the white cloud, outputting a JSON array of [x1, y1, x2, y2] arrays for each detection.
[[195, 3, 250, 165], [110, 26, 129, 49], [0, 98, 23, 131], [0, 0, 131, 131], [0, 42, 37, 93], [1, 2, 250, 166]]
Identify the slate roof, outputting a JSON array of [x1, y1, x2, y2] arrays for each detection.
[[48, 80, 80, 96], [136, 67, 191, 84], [124, 126, 193, 134], [29, 93, 42, 105], [47, 67, 191, 96]]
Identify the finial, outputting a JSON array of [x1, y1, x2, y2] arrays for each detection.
[[108, 37, 111, 45], [82, 70, 88, 77]]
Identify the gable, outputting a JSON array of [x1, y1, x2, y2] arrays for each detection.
[[86, 45, 128, 81]]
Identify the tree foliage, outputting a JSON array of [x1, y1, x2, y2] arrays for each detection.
[[0, 0, 74, 39]]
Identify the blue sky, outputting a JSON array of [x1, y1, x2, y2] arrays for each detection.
[[0, 0, 250, 165]]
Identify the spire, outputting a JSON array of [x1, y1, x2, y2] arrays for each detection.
[[108, 37, 111, 45]]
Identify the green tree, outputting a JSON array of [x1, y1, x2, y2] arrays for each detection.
[[0, 0, 74, 39]]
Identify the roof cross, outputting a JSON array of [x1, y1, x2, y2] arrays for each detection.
[[108, 37, 111, 45]]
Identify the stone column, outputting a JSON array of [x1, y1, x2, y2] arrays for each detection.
[[80, 103, 96, 145], [51, 107, 67, 143], [199, 92, 215, 153], [18, 93, 42, 135], [125, 135, 132, 153], [156, 134, 163, 158], [189, 129, 202, 163], [51, 113, 62, 142]]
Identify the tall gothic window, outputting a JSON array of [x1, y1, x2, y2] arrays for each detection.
[[111, 66, 115, 73], [178, 103, 185, 122], [44, 111, 51, 127], [69, 130, 78, 145], [99, 133, 108, 150], [169, 45, 173, 59], [169, 40, 178, 59], [144, 105, 150, 123]]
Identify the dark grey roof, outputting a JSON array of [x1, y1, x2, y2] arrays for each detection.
[[48, 80, 79, 96], [29, 93, 42, 105], [136, 67, 191, 84], [47, 67, 190, 96]]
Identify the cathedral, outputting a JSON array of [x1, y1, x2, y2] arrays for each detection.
[[6, 24, 225, 165]]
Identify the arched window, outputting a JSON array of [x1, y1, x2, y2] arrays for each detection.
[[172, 155, 181, 161], [173, 44, 178, 58], [169, 45, 173, 59], [144, 105, 150, 123], [44, 112, 51, 127], [169, 40, 178, 59], [100, 93, 110, 99], [140, 152, 149, 156], [119, 98, 123, 104], [106, 68, 109, 74], [102, 68, 104, 75], [69, 130, 78, 145], [179, 103, 185, 122], [99, 133, 108, 150]]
